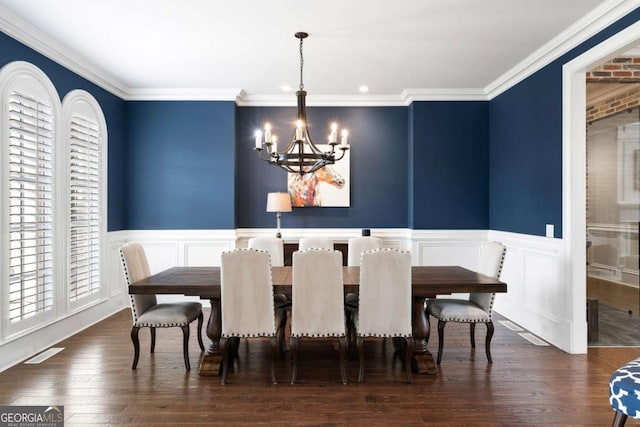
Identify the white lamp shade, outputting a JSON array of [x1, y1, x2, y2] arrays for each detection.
[[266, 192, 292, 212]]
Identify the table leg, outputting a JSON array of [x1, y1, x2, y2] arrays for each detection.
[[199, 297, 222, 376], [412, 296, 437, 374]]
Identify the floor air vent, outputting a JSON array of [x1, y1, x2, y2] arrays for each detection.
[[24, 347, 65, 364]]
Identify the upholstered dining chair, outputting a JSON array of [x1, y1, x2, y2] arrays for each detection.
[[345, 236, 383, 351], [248, 237, 290, 348], [219, 248, 284, 384], [347, 236, 383, 267], [290, 249, 348, 384], [120, 243, 204, 370], [426, 241, 507, 364], [354, 249, 414, 383], [298, 237, 333, 250], [248, 236, 284, 266]]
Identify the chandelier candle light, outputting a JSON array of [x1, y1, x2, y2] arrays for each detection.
[[254, 32, 349, 175]]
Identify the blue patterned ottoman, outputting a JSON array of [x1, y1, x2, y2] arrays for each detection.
[[609, 358, 640, 426]]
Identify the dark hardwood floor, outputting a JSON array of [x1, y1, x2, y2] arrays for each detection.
[[589, 303, 640, 346], [1, 308, 639, 426]]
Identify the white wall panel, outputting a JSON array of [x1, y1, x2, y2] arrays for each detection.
[[184, 243, 228, 266]]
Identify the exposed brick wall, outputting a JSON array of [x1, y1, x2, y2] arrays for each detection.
[[586, 56, 640, 122], [586, 90, 640, 122], [586, 57, 640, 82]]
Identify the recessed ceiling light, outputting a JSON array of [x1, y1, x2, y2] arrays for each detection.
[[280, 85, 292, 92], [359, 85, 369, 93]]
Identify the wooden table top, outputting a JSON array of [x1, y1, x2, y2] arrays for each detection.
[[129, 265, 507, 299]]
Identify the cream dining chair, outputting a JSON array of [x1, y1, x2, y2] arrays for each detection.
[[345, 236, 383, 351], [298, 237, 334, 250], [426, 241, 507, 364], [219, 248, 283, 384], [354, 248, 413, 383], [247, 237, 289, 354], [120, 243, 204, 370], [290, 249, 347, 384]]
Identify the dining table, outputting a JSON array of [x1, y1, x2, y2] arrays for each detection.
[[128, 265, 507, 376]]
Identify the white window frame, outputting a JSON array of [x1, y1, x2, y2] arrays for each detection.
[[0, 61, 62, 339], [62, 90, 108, 312]]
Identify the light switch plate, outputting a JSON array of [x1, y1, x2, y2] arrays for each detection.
[[546, 224, 554, 238]]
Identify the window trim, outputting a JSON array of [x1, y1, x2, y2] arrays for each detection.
[[62, 90, 108, 312], [0, 61, 63, 339]]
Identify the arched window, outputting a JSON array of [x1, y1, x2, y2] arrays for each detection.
[[62, 90, 107, 308], [0, 62, 61, 336]]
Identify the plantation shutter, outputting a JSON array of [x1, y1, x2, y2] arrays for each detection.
[[8, 90, 55, 322], [69, 115, 101, 301]]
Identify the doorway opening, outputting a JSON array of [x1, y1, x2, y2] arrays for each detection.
[[585, 102, 640, 346]]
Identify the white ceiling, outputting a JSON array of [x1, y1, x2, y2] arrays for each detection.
[[0, 0, 630, 103]]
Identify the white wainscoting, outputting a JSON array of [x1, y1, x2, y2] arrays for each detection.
[[488, 230, 569, 352], [0, 230, 130, 373], [0, 227, 577, 373]]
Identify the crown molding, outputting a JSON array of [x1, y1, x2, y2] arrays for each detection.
[[2, 1, 638, 104], [484, 0, 640, 100], [0, 6, 128, 99], [124, 88, 245, 101], [402, 88, 489, 102], [236, 89, 489, 107], [236, 93, 410, 107]]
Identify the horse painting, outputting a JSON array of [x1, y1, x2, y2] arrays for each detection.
[[288, 165, 346, 207]]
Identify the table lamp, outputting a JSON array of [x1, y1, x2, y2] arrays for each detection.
[[266, 192, 292, 238]]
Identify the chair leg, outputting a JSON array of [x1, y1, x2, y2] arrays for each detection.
[[425, 309, 431, 345], [269, 336, 278, 385], [196, 312, 205, 352], [131, 326, 141, 369], [220, 337, 229, 385], [290, 336, 299, 384], [405, 337, 414, 384], [437, 320, 446, 364], [357, 336, 365, 383], [278, 309, 287, 358], [181, 325, 191, 371], [612, 411, 628, 427], [150, 327, 156, 353], [345, 309, 353, 354], [470, 322, 476, 348], [338, 336, 348, 385], [485, 321, 494, 363]]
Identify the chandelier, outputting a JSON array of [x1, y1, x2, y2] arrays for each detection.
[[254, 32, 349, 175]]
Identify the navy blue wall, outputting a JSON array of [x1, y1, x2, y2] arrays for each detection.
[[410, 102, 490, 229], [5, 4, 640, 235], [125, 101, 235, 229], [489, 7, 640, 237], [236, 106, 409, 228], [0, 31, 127, 231]]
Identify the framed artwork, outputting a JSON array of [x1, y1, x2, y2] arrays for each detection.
[[287, 145, 350, 207]]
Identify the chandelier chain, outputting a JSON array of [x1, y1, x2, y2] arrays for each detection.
[[299, 36, 304, 91]]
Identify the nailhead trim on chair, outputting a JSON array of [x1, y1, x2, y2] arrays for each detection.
[[222, 332, 277, 338], [220, 247, 282, 336], [119, 247, 141, 323], [484, 243, 506, 321], [291, 333, 347, 338], [121, 245, 200, 328]]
